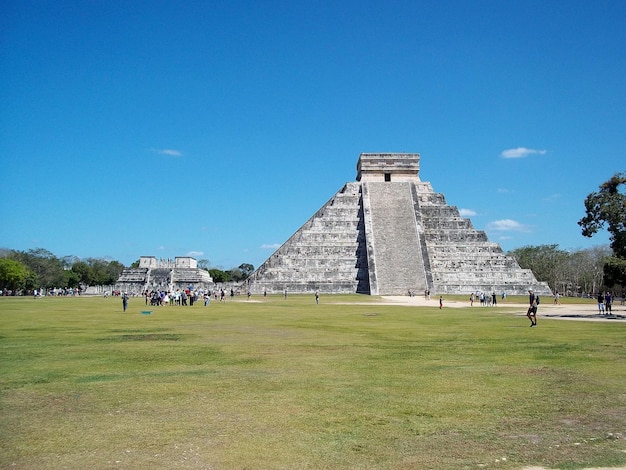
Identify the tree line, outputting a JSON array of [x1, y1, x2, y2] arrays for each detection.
[[509, 172, 626, 295], [508, 244, 617, 296], [0, 248, 255, 293], [0, 248, 125, 292]]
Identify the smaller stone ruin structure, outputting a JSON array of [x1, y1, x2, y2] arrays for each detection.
[[115, 256, 213, 293]]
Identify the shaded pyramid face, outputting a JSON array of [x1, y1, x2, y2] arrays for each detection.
[[246, 153, 551, 296]]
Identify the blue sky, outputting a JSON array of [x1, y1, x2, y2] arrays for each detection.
[[1, 0, 624, 269]]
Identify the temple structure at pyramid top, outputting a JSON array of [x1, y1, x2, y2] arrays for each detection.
[[357, 153, 421, 182], [246, 152, 551, 296]]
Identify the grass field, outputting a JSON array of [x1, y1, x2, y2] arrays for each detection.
[[1, 294, 625, 469]]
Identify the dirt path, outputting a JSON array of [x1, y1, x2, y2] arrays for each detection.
[[378, 296, 626, 322]]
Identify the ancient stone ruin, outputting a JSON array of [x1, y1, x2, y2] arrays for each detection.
[[116, 256, 213, 293], [246, 153, 552, 296]]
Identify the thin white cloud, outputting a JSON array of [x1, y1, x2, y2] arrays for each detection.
[[187, 251, 204, 257], [261, 243, 281, 250], [459, 208, 477, 217], [500, 147, 547, 159], [153, 148, 183, 157], [486, 219, 531, 232]]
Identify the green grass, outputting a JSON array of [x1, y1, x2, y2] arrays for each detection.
[[1, 295, 625, 469]]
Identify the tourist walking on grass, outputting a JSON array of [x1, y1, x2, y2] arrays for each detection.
[[492, 292, 497, 307], [439, 295, 443, 309], [122, 292, 129, 312], [315, 290, 319, 304], [527, 289, 537, 327]]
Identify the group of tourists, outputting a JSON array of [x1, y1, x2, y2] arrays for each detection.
[[113, 286, 625, 317], [139, 287, 239, 308], [469, 291, 504, 306], [143, 288, 208, 306], [30, 287, 83, 297]]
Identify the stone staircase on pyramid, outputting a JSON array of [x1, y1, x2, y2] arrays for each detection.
[[362, 181, 429, 295]]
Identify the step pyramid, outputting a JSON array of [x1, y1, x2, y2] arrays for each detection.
[[246, 153, 552, 296]]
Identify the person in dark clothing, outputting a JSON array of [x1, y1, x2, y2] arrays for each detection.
[[526, 289, 537, 327], [122, 292, 129, 312]]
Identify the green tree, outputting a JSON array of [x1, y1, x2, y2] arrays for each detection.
[[508, 244, 569, 292], [579, 172, 626, 287], [73, 258, 125, 285], [0, 258, 35, 291], [565, 246, 611, 295], [209, 269, 231, 283], [239, 263, 254, 277], [61, 255, 80, 270], [224, 264, 255, 282], [71, 261, 91, 285], [197, 259, 211, 271], [63, 269, 81, 288], [104, 260, 125, 285], [603, 256, 626, 289], [86, 258, 110, 285], [228, 268, 244, 282], [11, 248, 66, 288], [579, 172, 626, 257]]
